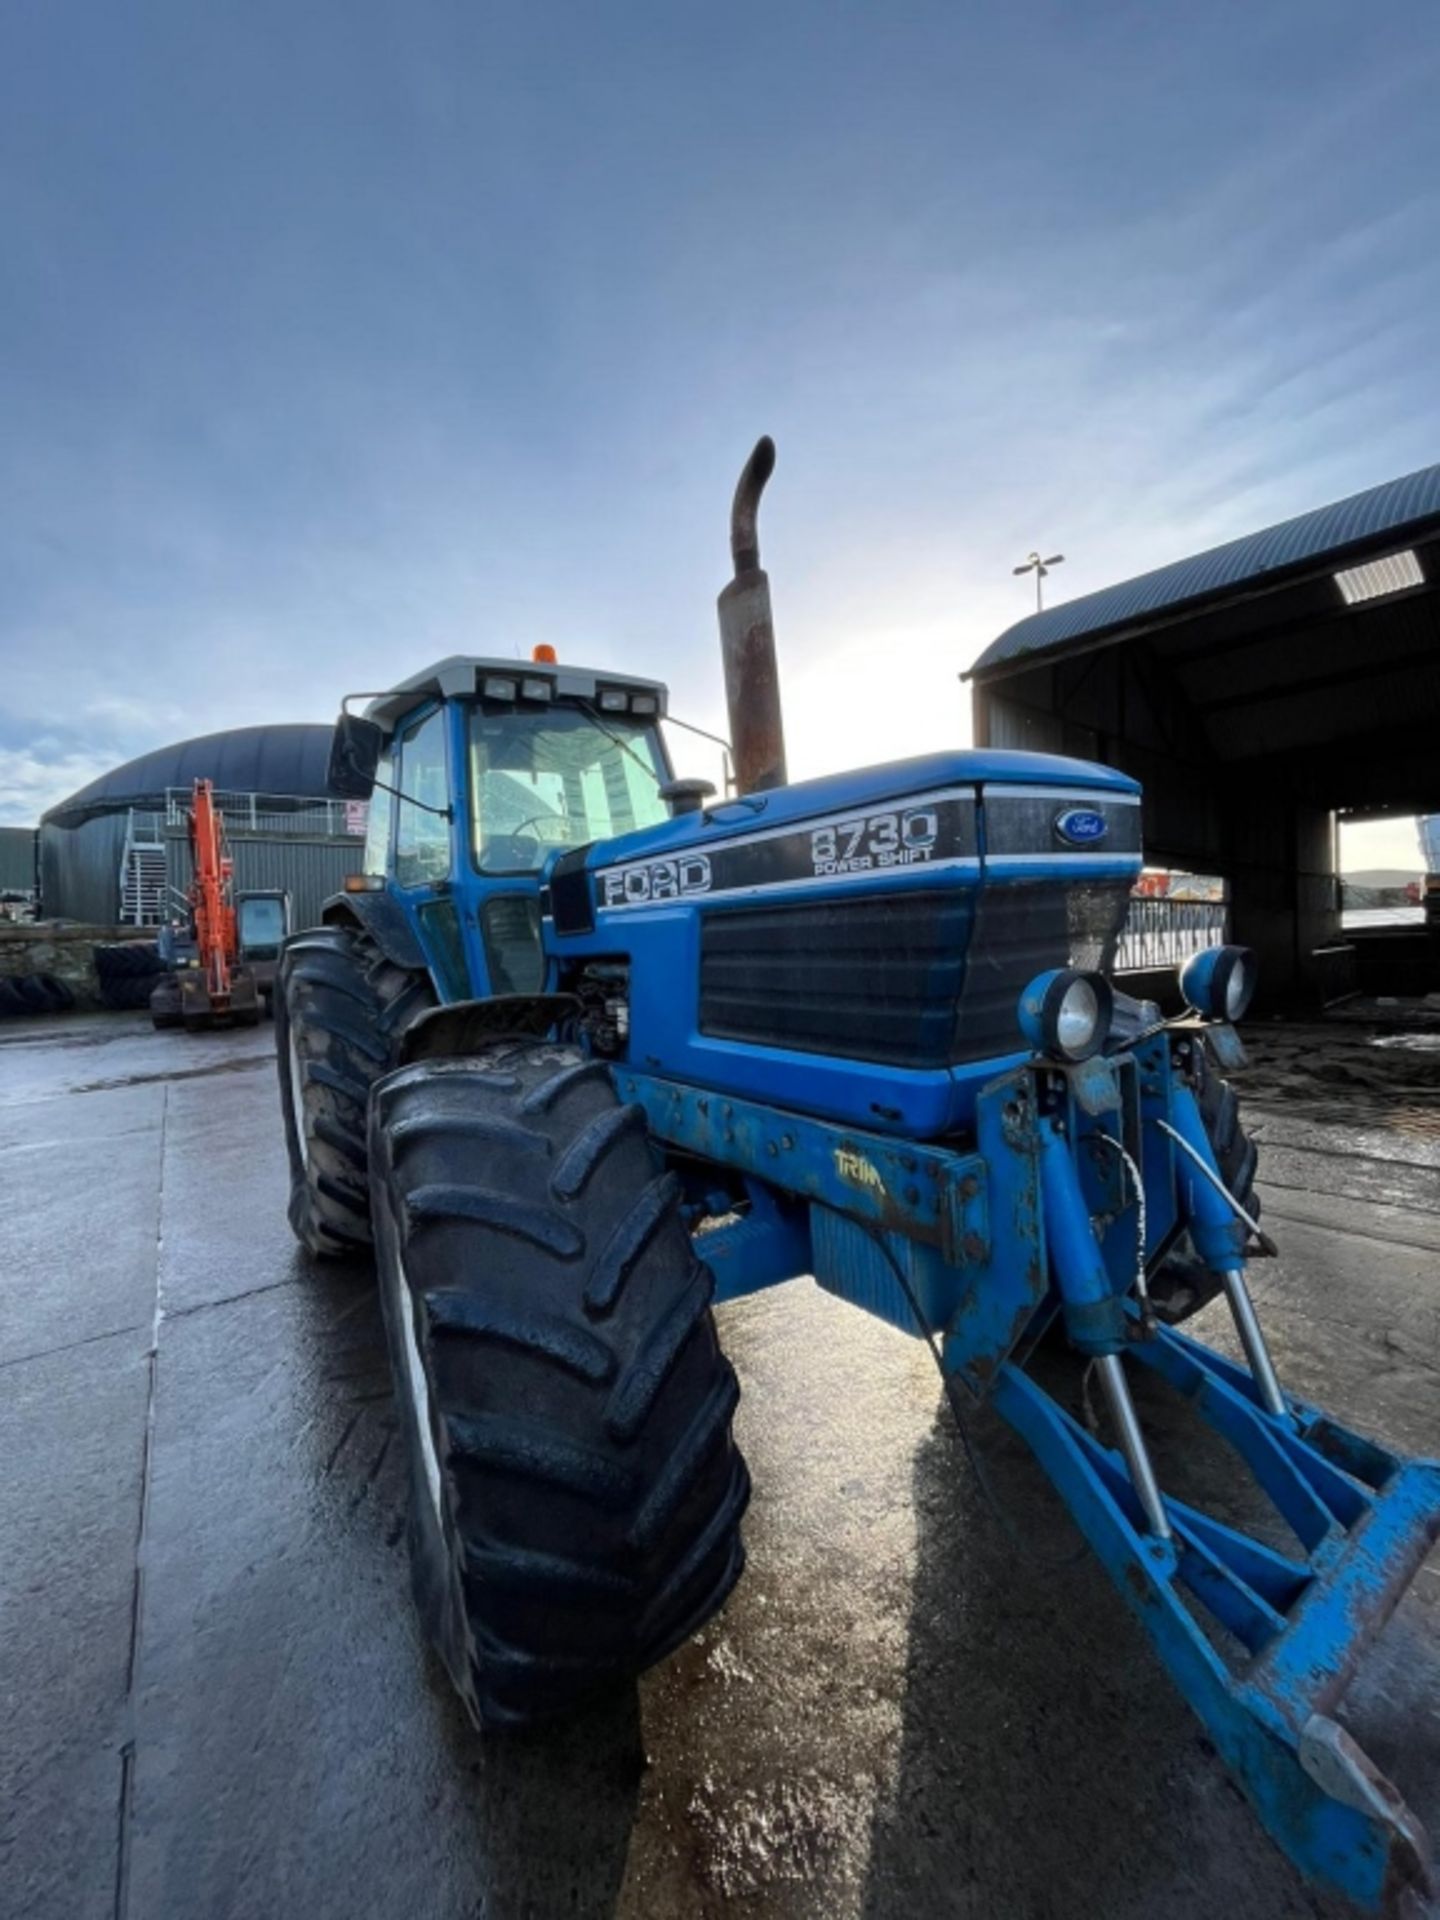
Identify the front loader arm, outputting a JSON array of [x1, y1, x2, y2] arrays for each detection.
[[624, 1033, 1440, 1914]]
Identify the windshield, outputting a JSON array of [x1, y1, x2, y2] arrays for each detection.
[[469, 705, 670, 874], [237, 896, 287, 951]]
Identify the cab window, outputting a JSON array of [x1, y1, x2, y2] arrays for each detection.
[[395, 709, 451, 887], [237, 896, 287, 954], [361, 750, 394, 875], [468, 706, 669, 874]]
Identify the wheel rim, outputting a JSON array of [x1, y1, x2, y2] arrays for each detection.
[[393, 1245, 446, 1532], [286, 1022, 309, 1168]]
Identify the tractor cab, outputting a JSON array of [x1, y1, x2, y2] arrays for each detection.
[[236, 889, 291, 960], [329, 654, 685, 1000], [236, 889, 292, 1011]]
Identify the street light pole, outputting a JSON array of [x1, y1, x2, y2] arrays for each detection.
[[1013, 550, 1066, 612]]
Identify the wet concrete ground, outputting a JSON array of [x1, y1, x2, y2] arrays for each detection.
[[2, 1011, 1439, 1920]]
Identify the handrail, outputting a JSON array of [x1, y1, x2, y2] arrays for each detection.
[[161, 788, 364, 837]]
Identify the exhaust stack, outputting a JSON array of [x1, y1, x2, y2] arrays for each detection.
[[717, 435, 788, 795]]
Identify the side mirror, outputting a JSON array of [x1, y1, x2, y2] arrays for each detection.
[[327, 713, 384, 798]]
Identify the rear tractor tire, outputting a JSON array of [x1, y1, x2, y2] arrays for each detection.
[[1148, 1038, 1261, 1325], [276, 924, 431, 1259], [368, 1043, 750, 1726]]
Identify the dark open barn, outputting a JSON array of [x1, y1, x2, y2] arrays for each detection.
[[968, 464, 1440, 1008]]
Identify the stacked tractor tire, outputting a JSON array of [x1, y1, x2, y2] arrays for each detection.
[[0, 972, 75, 1018], [0, 941, 180, 1019], [93, 941, 170, 1012]]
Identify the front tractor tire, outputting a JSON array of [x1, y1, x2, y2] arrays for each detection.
[[368, 1044, 750, 1726], [276, 925, 431, 1258]]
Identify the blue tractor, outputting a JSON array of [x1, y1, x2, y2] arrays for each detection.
[[275, 442, 1439, 1915]]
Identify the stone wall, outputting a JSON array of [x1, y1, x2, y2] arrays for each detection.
[[0, 923, 153, 1011]]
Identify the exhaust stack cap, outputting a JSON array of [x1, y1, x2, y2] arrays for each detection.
[[730, 435, 776, 574], [717, 436, 787, 796]]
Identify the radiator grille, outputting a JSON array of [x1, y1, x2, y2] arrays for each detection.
[[698, 879, 1131, 1068], [700, 891, 971, 1067]]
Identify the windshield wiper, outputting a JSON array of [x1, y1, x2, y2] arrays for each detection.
[[576, 699, 670, 789], [579, 699, 734, 798]]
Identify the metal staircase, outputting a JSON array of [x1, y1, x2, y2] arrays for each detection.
[[118, 811, 168, 925]]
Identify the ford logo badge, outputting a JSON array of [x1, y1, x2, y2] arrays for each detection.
[[1055, 806, 1107, 846]]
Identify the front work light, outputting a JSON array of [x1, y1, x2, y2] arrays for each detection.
[[1179, 945, 1257, 1022], [598, 688, 629, 713], [482, 675, 517, 702], [1018, 968, 1114, 1063]]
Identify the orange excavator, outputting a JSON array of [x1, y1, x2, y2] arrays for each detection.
[[150, 780, 261, 1030]]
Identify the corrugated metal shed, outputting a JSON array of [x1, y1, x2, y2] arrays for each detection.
[[971, 462, 1440, 681], [0, 826, 37, 894], [165, 829, 362, 932], [38, 813, 127, 923], [38, 722, 357, 924]]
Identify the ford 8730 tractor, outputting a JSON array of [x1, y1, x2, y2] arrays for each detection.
[[275, 442, 1440, 1915]]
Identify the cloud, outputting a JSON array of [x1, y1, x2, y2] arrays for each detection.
[[1, 0, 1436, 828], [0, 745, 123, 826], [0, 693, 195, 825], [82, 692, 187, 733]]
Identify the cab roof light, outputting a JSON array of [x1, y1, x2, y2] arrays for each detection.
[[520, 677, 554, 701], [482, 675, 518, 702], [532, 644, 558, 663], [1334, 550, 1423, 605], [630, 692, 659, 716], [598, 687, 629, 712]]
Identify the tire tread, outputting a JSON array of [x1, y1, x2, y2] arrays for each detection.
[[276, 922, 431, 1258], [368, 1045, 747, 1726]]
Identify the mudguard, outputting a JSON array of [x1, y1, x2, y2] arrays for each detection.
[[321, 889, 428, 973], [397, 994, 580, 1065]]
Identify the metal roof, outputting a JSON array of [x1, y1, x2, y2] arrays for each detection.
[[363, 656, 668, 732], [43, 724, 337, 828], [969, 461, 1440, 681]]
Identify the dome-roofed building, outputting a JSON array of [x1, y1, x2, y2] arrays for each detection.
[[43, 725, 337, 829], [40, 723, 363, 928]]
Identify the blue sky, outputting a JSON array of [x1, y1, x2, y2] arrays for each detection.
[[3, 0, 1438, 853]]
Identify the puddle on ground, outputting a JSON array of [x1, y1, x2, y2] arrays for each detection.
[[0, 1024, 120, 1051], [74, 1055, 272, 1093]]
